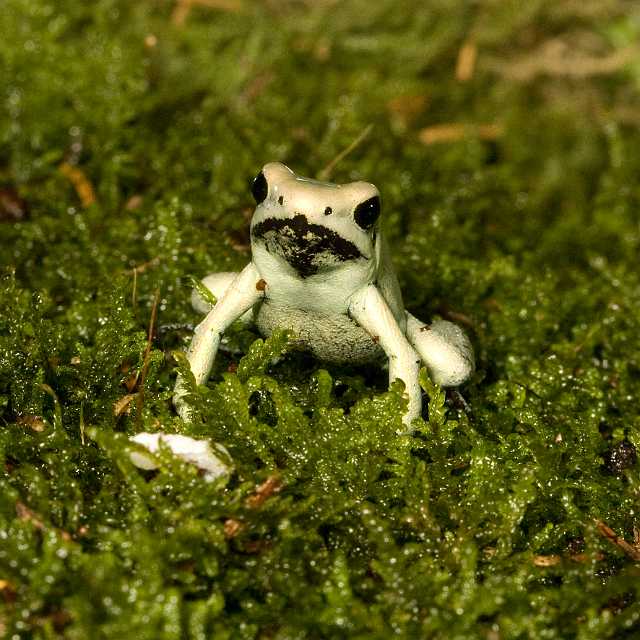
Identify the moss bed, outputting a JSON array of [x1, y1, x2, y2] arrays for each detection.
[[2, 1, 640, 638]]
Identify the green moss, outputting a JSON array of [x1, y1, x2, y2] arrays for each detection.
[[2, 1, 640, 637]]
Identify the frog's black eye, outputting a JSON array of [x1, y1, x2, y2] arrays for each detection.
[[353, 196, 380, 230], [251, 171, 268, 204]]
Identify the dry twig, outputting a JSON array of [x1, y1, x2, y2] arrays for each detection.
[[596, 519, 640, 562], [317, 124, 373, 181], [114, 394, 137, 417], [59, 162, 96, 208], [222, 476, 283, 540], [172, 0, 243, 26], [129, 257, 162, 307], [532, 551, 604, 566], [224, 518, 243, 538], [486, 42, 639, 82], [135, 289, 161, 427], [456, 39, 477, 82], [245, 475, 283, 509], [419, 123, 503, 145], [533, 554, 561, 567], [16, 415, 46, 432]]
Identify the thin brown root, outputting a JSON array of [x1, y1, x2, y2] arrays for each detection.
[[317, 124, 374, 181], [135, 289, 161, 427], [129, 257, 162, 308]]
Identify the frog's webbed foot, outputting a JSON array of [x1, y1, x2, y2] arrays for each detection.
[[405, 312, 474, 387]]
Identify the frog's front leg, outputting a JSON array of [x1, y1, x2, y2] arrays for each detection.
[[405, 312, 474, 387], [174, 262, 265, 420], [192, 272, 255, 327], [349, 284, 422, 429]]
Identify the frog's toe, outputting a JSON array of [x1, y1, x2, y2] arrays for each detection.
[[406, 314, 474, 387]]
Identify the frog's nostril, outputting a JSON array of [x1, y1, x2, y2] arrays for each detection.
[[324, 207, 332, 216]]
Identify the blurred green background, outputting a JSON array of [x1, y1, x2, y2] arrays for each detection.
[[2, 1, 640, 638]]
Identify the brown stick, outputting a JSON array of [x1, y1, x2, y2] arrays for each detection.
[[317, 124, 373, 181], [223, 475, 283, 539], [456, 39, 477, 82], [114, 394, 137, 417], [419, 123, 503, 145], [59, 162, 96, 208], [129, 257, 161, 308], [486, 43, 639, 81], [596, 519, 640, 561], [172, 0, 243, 26], [533, 554, 561, 567], [135, 289, 161, 427], [245, 475, 283, 509]]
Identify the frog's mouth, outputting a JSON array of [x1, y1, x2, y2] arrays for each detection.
[[251, 214, 365, 278]]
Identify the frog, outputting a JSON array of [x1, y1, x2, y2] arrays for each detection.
[[174, 162, 474, 428]]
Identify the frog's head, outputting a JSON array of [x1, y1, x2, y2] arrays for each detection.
[[249, 162, 380, 278]]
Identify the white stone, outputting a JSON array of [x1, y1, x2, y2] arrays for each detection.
[[129, 432, 231, 481]]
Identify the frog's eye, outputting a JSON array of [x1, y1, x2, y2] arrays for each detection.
[[353, 196, 380, 230], [251, 171, 269, 204]]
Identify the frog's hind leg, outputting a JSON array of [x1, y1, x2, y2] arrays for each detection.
[[192, 272, 254, 326], [405, 312, 474, 387]]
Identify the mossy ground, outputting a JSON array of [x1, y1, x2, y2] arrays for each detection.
[[2, 1, 640, 638]]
